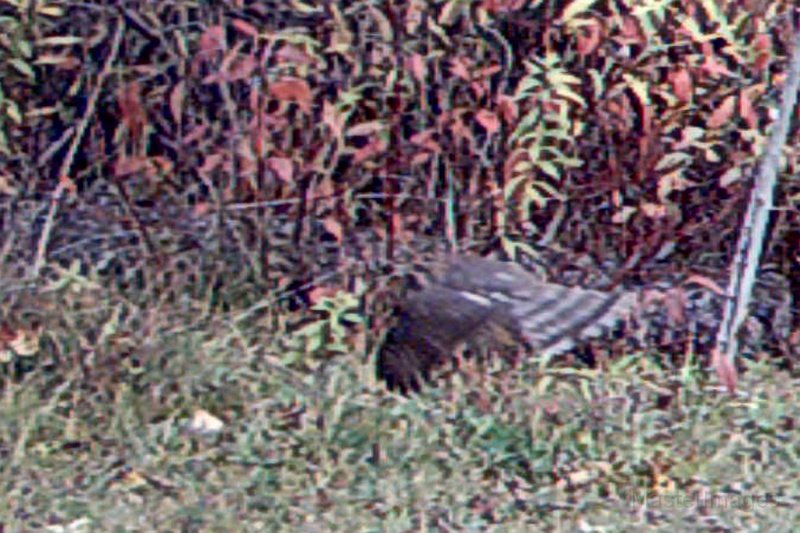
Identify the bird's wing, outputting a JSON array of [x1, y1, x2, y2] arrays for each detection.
[[377, 255, 636, 392]]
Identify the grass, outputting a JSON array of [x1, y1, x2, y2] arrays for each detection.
[[1, 282, 800, 532]]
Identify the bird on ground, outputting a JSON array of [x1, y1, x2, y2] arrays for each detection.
[[376, 255, 636, 392]]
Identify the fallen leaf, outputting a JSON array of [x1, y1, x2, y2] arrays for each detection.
[[186, 409, 225, 435]]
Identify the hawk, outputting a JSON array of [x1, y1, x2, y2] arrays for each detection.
[[377, 255, 637, 392]]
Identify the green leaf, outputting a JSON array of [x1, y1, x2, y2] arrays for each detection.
[[560, 0, 600, 24], [547, 71, 582, 86], [37, 35, 84, 46], [16, 39, 32, 58], [655, 152, 691, 171], [5, 100, 22, 124], [536, 160, 560, 179], [10, 58, 35, 80]]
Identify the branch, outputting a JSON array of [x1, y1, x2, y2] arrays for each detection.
[[31, 18, 125, 278], [713, 26, 800, 390]]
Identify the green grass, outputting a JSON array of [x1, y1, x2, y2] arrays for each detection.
[[2, 291, 800, 532]]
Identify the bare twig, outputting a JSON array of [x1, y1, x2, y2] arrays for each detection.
[[31, 19, 125, 278], [714, 28, 800, 383]]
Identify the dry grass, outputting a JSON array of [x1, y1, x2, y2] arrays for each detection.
[[1, 277, 799, 532]]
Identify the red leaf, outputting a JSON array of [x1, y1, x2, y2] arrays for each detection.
[[739, 90, 757, 129], [323, 218, 343, 242], [114, 157, 148, 179], [267, 157, 294, 183], [117, 81, 146, 143], [194, 202, 212, 216], [576, 20, 601, 56], [231, 19, 259, 37], [182, 124, 209, 146], [409, 129, 441, 153], [315, 175, 334, 198], [476, 65, 501, 78], [620, 16, 645, 47], [450, 112, 471, 140], [346, 121, 385, 137], [269, 77, 312, 113], [640, 202, 669, 219], [712, 347, 737, 394], [450, 57, 472, 81], [322, 100, 345, 138], [308, 287, 338, 305], [494, 0, 527, 13], [707, 95, 736, 129], [149, 156, 173, 177], [169, 81, 185, 128], [199, 26, 225, 56], [229, 55, 257, 81], [59, 174, 77, 195], [198, 153, 224, 178], [700, 43, 734, 79], [410, 152, 432, 166], [496, 94, 518, 123], [471, 80, 489, 100], [683, 275, 726, 296], [753, 33, 771, 71], [353, 138, 388, 164], [670, 68, 693, 103], [476, 109, 500, 135], [275, 45, 316, 66], [408, 53, 426, 83], [664, 288, 686, 325]]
